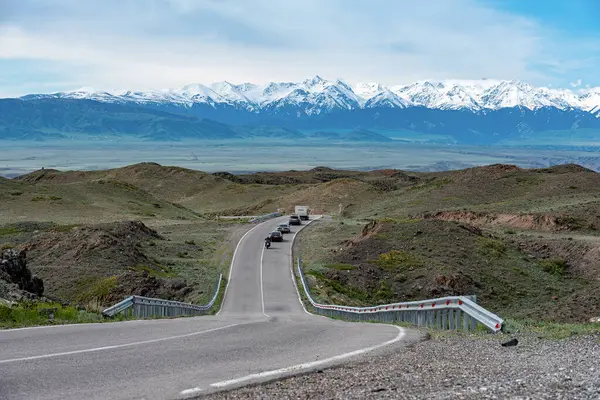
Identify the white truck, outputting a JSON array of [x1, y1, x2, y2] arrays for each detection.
[[294, 205, 310, 221]]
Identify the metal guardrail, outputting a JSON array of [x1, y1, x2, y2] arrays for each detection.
[[249, 212, 282, 224], [296, 258, 504, 333], [102, 273, 223, 318]]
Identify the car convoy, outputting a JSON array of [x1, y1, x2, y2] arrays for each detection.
[[265, 206, 310, 249]]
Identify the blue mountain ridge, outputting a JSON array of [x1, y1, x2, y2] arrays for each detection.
[[1, 97, 600, 145]]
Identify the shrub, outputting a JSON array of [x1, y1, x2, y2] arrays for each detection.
[[371, 250, 422, 270], [480, 238, 507, 258], [539, 258, 567, 277]]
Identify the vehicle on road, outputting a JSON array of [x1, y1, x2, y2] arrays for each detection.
[[277, 223, 291, 233], [295, 205, 310, 220], [289, 215, 301, 225], [268, 230, 283, 242], [264, 237, 271, 248]]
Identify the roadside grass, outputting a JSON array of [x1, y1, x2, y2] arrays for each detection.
[[74, 276, 119, 311], [503, 318, 600, 340], [208, 276, 227, 315], [0, 300, 216, 329], [0, 301, 106, 329]]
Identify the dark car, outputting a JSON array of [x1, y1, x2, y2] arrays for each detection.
[[268, 230, 283, 242], [289, 215, 301, 225], [277, 223, 291, 234]]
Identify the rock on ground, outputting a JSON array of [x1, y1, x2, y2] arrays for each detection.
[[0, 248, 44, 298]]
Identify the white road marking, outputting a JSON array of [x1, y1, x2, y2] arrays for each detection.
[[260, 244, 269, 318], [209, 325, 406, 389], [180, 387, 204, 396], [216, 222, 265, 315], [0, 323, 244, 364]]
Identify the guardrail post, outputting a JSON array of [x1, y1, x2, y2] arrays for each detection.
[[466, 313, 472, 331], [455, 309, 461, 331]]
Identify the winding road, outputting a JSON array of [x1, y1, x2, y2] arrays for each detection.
[[0, 216, 418, 400]]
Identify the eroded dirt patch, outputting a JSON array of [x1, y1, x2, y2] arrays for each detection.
[[423, 211, 568, 232]]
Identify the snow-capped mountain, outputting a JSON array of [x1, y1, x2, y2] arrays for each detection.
[[7, 76, 600, 145], [17, 76, 600, 116]]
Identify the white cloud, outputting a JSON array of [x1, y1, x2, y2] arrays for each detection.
[[0, 0, 598, 96]]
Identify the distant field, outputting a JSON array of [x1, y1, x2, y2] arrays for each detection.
[[297, 128, 454, 143], [499, 129, 600, 146], [2, 139, 600, 178]]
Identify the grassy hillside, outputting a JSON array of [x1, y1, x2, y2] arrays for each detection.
[[1, 175, 200, 224], [13, 163, 302, 215]]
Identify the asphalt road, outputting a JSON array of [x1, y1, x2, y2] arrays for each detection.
[[0, 216, 419, 400]]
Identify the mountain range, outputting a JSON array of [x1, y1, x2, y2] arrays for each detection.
[[3, 76, 600, 144], [19, 76, 600, 113]]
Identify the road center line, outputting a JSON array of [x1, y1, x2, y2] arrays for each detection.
[[209, 325, 406, 389], [0, 323, 245, 364]]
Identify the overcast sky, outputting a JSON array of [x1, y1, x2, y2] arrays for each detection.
[[1, 0, 599, 97]]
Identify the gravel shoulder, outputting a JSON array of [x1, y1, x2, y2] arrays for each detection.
[[205, 332, 600, 399]]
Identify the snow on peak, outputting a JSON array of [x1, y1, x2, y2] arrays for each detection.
[[352, 82, 388, 102], [18, 77, 600, 114], [480, 80, 554, 109], [364, 89, 412, 109], [303, 75, 326, 87], [178, 83, 214, 96]]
